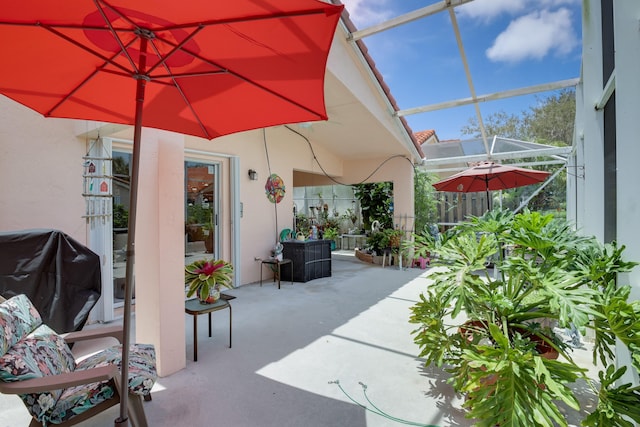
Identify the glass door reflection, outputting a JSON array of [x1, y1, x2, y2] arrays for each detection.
[[185, 162, 217, 261]]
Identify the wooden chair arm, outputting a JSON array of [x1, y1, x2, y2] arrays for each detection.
[[0, 364, 118, 394], [61, 324, 124, 344]]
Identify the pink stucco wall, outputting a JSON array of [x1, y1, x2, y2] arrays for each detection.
[[0, 97, 88, 243], [0, 98, 415, 377]]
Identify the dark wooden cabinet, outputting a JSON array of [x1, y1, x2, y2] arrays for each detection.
[[281, 240, 331, 282]]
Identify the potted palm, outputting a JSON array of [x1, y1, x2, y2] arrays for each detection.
[[185, 258, 234, 304], [409, 209, 640, 427]]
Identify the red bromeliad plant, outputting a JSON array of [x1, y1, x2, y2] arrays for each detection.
[[185, 259, 234, 303]]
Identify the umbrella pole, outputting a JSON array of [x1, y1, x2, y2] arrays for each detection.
[[116, 38, 149, 427], [485, 176, 491, 211]]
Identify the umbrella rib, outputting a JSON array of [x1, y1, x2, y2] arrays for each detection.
[[164, 80, 210, 139], [45, 38, 139, 117], [147, 33, 212, 139], [40, 24, 133, 76], [162, 8, 341, 31], [145, 26, 205, 75], [150, 71, 228, 79], [145, 33, 326, 119], [94, 0, 139, 72]]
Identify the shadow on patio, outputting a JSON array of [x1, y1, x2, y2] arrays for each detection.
[[0, 254, 471, 426]]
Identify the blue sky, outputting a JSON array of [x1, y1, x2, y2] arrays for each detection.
[[340, 0, 583, 141]]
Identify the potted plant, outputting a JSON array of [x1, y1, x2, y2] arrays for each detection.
[[379, 228, 402, 249], [409, 209, 640, 427], [323, 227, 339, 251], [342, 208, 359, 231], [401, 224, 435, 267], [379, 228, 404, 263], [295, 213, 310, 235], [364, 230, 385, 255], [185, 258, 234, 304]]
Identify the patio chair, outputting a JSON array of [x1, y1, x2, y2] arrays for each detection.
[[0, 294, 157, 427]]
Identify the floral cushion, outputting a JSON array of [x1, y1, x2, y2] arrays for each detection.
[[0, 324, 76, 422], [0, 294, 42, 357], [75, 343, 157, 396], [45, 344, 156, 424], [47, 379, 116, 424], [0, 295, 157, 425]]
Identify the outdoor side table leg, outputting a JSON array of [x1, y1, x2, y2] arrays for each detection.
[[208, 312, 212, 337], [193, 313, 198, 362], [228, 304, 232, 348], [277, 262, 281, 289], [260, 263, 263, 286]]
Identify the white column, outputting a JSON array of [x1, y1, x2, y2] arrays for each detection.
[[614, 1, 640, 300], [135, 129, 186, 376], [614, 1, 640, 387], [576, 0, 605, 240]]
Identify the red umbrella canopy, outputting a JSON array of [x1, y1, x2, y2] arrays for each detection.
[[0, 2, 344, 425], [0, 0, 343, 139], [432, 162, 550, 193]]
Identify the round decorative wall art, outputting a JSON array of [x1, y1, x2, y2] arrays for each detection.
[[265, 173, 285, 203]]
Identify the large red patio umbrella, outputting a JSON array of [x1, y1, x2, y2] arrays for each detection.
[[0, 1, 343, 425], [432, 161, 550, 210]]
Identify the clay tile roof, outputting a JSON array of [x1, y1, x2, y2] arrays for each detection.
[[414, 130, 436, 145]]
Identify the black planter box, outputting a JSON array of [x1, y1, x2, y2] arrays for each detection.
[[281, 240, 331, 282]]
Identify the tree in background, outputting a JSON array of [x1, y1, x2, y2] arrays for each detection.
[[353, 182, 393, 232], [461, 110, 524, 139], [413, 170, 439, 233], [524, 89, 576, 144], [460, 89, 575, 214], [461, 89, 575, 144]]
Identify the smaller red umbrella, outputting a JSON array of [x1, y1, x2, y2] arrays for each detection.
[[432, 161, 550, 210]]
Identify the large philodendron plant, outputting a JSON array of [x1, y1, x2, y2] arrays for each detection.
[[409, 209, 640, 427]]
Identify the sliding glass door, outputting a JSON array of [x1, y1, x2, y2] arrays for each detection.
[[185, 161, 219, 263]]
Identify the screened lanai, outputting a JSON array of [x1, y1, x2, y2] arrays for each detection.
[[340, 0, 579, 223], [421, 136, 573, 173], [421, 135, 573, 219], [345, 0, 578, 177]]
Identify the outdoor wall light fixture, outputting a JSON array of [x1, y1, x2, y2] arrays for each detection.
[[248, 169, 258, 181]]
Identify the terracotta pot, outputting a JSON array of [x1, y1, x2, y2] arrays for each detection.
[[510, 326, 559, 360], [459, 320, 490, 344]]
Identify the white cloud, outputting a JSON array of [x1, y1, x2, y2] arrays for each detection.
[[457, 0, 528, 22], [486, 8, 578, 63], [457, 0, 580, 22], [537, 0, 581, 6], [340, 0, 395, 29]]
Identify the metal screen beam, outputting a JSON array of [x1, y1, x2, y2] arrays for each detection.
[[349, 0, 475, 41], [397, 78, 580, 116]]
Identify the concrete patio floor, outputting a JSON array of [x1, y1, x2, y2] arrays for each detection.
[[0, 252, 596, 426]]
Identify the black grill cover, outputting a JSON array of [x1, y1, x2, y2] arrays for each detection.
[[0, 229, 101, 333]]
